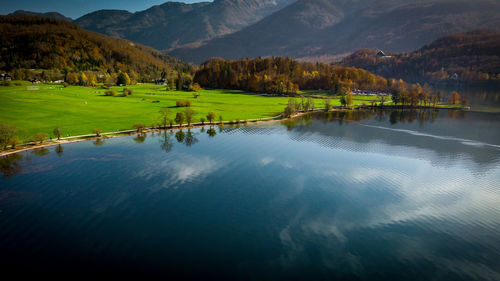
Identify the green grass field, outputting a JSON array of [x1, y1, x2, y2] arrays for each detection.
[[1, 82, 465, 142], [0, 82, 367, 141]]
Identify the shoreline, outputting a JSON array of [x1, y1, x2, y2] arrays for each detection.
[[0, 106, 470, 157]]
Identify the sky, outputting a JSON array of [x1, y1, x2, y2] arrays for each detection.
[[0, 0, 208, 19]]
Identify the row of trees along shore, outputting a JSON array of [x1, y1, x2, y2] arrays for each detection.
[[0, 108, 225, 150]]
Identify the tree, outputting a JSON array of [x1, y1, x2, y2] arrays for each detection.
[[159, 108, 171, 128], [33, 132, 48, 144], [449, 92, 461, 104], [93, 128, 103, 137], [117, 72, 131, 86], [200, 117, 206, 125], [9, 136, 21, 149], [133, 122, 145, 133], [66, 72, 79, 85], [53, 127, 61, 140], [345, 93, 353, 107], [175, 112, 185, 127], [0, 123, 17, 150], [219, 115, 224, 125], [184, 108, 195, 126], [341, 93, 353, 108], [284, 98, 299, 118], [324, 98, 332, 111], [189, 83, 202, 92], [207, 112, 217, 124]]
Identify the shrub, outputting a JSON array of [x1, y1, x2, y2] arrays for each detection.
[[1, 81, 12, 87], [105, 90, 117, 96], [176, 100, 192, 107], [123, 88, 133, 96], [63, 82, 69, 88], [14, 83, 22, 86], [189, 83, 202, 92]]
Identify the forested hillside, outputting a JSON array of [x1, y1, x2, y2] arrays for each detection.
[[0, 15, 192, 82], [195, 57, 420, 96], [342, 30, 500, 83]]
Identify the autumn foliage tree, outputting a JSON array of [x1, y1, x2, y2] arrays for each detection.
[[449, 92, 461, 104]]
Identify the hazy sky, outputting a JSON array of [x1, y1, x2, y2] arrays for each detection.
[[0, 0, 209, 19]]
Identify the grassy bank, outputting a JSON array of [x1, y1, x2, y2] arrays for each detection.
[[0, 82, 322, 141], [0, 82, 468, 142]]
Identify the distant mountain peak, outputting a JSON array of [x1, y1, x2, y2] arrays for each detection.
[[10, 10, 72, 22]]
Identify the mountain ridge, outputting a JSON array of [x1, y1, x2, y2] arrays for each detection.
[[75, 0, 295, 50], [168, 0, 500, 63]]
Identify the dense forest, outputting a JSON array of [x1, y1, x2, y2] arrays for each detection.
[[0, 15, 193, 83], [195, 57, 424, 96], [342, 30, 500, 84]]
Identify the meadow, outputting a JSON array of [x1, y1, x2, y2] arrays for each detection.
[[0, 82, 369, 141]]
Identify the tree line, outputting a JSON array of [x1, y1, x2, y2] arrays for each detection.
[[194, 57, 439, 97]]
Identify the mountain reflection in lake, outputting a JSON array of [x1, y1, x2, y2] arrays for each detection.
[[1, 109, 500, 280]]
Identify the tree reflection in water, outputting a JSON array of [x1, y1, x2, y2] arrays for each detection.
[[159, 131, 174, 153], [133, 134, 147, 144], [93, 138, 105, 146], [207, 127, 217, 137], [175, 130, 185, 143], [55, 144, 64, 157], [0, 153, 24, 178], [184, 129, 198, 147], [284, 109, 465, 128]]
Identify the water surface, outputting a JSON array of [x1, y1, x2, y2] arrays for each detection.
[[1, 109, 500, 280]]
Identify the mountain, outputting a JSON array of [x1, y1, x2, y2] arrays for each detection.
[[10, 10, 72, 22], [75, 0, 295, 50], [341, 30, 500, 83], [0, 15, 191, 80], [168, 0, 500, 64]]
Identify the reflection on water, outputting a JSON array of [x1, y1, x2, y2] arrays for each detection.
[[0, 153, 24, 179], [133, 133, 147, 143], [93, 138, 105, 146], [55, 144, 64, 157], [1, 109, 500, 280]]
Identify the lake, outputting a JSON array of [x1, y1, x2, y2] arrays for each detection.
[[1, 109, 500, 280]]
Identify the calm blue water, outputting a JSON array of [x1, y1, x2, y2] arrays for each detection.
[[1, 110, 500, 280]]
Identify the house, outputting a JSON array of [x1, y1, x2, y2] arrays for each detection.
[[155, 78, 168, 85], [376, 50, 392, 59], [0, 73, 12, 81]]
